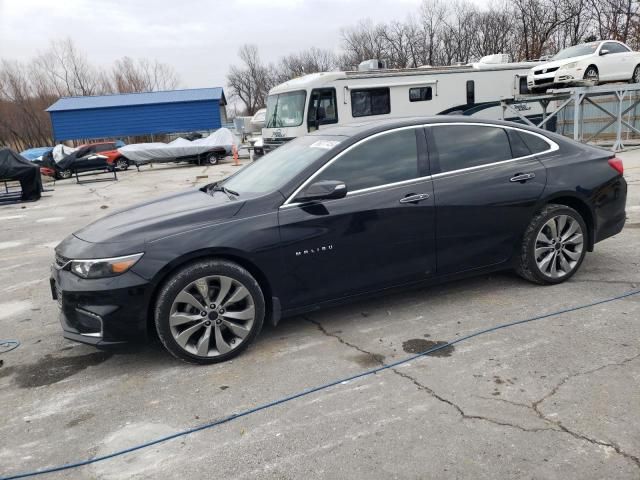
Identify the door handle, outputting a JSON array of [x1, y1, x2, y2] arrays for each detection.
[[399, 193, 430, 204], [510, 172, 536, 183]]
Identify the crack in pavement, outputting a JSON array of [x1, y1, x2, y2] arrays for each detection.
[[307, 317, 640, 470], [532, 353, 640, 470], [306, 317, 553, 434]]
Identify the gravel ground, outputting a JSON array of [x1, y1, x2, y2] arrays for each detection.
[[0, 152, 639, 480]]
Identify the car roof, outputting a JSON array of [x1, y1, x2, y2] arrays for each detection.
[[310, 116, 550, 138]]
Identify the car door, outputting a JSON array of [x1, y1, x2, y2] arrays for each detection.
[[599, 42, 627, 80], [278, 126, 436, 309], [427, 124, 548, 275]]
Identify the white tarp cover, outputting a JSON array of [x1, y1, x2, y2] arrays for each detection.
[[53, 144, 78, 164], [118, 128, 236, 163]]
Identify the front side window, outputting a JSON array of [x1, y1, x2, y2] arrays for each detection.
[[603, 42, 629, 54], [351, 88, 390, 117], [308, 89, 338, 131], [223, 135, 342, 197], [432, 125, 512, 173], [265, 90, 307, 128], [409, 87, 432, 102], [311, 128, 418, 192]]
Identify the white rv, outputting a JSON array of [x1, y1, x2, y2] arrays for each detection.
[[261, 56, 542, 152]]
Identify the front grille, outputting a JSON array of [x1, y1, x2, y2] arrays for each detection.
[[534, 78, 554, 86], [534, 66, 559, 75], [263, 137, 295, 153]]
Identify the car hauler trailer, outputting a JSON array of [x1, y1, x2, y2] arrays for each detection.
[[261, 56, 542, 153]]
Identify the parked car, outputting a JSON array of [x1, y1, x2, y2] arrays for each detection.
[[41, 141, 127, 179], [527, 40, 640, 92], [79, 141, 128, 171], [19, 147, 53, 162], [51, 117, 627, 363]]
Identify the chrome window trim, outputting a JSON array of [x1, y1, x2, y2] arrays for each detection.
[[281, 122, 559, 208], [282, 125, 423, 208]]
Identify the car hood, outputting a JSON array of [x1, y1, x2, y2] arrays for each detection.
[[530, 54, 593, 71], [73, 189, 244, 244]]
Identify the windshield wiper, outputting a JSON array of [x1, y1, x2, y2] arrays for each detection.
[[208, 183, 240, 200]]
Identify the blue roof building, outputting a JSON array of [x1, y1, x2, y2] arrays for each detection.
[[46, 87, 227, 141]]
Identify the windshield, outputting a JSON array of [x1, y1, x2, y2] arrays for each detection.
[[552, 42, 599, 60], [222, 135, 343, 196], [265, 90, 307, 128]]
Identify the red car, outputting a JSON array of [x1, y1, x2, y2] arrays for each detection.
[[78, 141, 129, 171]]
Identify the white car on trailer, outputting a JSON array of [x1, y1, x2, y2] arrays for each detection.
[[527, 40, 640, 92]]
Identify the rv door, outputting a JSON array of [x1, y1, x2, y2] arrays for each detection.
[[308, 88, 338, 132]]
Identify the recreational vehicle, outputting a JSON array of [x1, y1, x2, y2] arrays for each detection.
[[262, 56, 542, 152]]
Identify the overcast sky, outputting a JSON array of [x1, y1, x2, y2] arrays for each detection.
[[0, 0, 485, 92]]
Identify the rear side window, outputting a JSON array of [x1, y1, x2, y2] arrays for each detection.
[[351, 88, 391, 117], [431, 125, 512, 173], [94, 143, 115, 152], [312, 128, 418, 192], [517, 131, 551, 154], [507, 130, 531, 158]]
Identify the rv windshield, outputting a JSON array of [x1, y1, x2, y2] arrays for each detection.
[[265, 90, 307, 128], [552, 42, 599, 60]]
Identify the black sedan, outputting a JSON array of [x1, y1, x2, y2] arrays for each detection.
[[51, 117, 627, 363]]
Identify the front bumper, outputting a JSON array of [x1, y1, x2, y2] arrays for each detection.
[[51, 265, 152, 347], [527, 69, 582, 91]]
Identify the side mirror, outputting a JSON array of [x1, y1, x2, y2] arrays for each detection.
[[296, 180, 347, 203], [600, 49, 610, 56]]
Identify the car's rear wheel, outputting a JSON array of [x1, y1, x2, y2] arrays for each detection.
[[631, 65, 640, 83], [515, 204, 587, 285], [583, 66, 599, 85], [155, 260, 264, 364], [206, 152, 220, 165]]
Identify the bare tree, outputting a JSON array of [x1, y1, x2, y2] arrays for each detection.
[[111, 57, 180, 93], [226, 45, 273, 115]]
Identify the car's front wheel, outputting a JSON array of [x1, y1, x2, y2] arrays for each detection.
[[583, 66, 599, 85], [515, 204, 587, 285], [631, 65, 640, 83], [155, 260, 265, 364], [58, 169, 72, 180]]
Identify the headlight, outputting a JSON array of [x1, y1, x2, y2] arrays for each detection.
[[70, 253, 144, 279], [563, 62, 578, 69]]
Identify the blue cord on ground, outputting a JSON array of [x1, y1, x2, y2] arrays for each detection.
[[2, 288, 639, 480], [0, 340, 20, 354]]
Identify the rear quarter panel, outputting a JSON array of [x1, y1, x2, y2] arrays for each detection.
[[537, 142, 626, 245]]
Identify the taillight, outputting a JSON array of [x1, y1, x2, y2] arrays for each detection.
[[608, 157, 624, 175]]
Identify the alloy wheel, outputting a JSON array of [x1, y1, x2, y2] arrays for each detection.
[[584, 67, 599, 83], [534, 215, 584, 279], [169, 275, 255, 357], [633, 66, 640, 83]]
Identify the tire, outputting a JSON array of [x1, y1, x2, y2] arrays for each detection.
[[583, 65, 599, 85], [515, 204, 587, 285], [58, 169, 72, 180], [631, 65, 640, 83], [115, 158, 129, 171], [155, 259, 265, 364], [206, 152, 219, 166]]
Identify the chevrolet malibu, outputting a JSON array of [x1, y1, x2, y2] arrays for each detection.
[[527, 40, 640, 92], [51, 117, 627, 363]]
